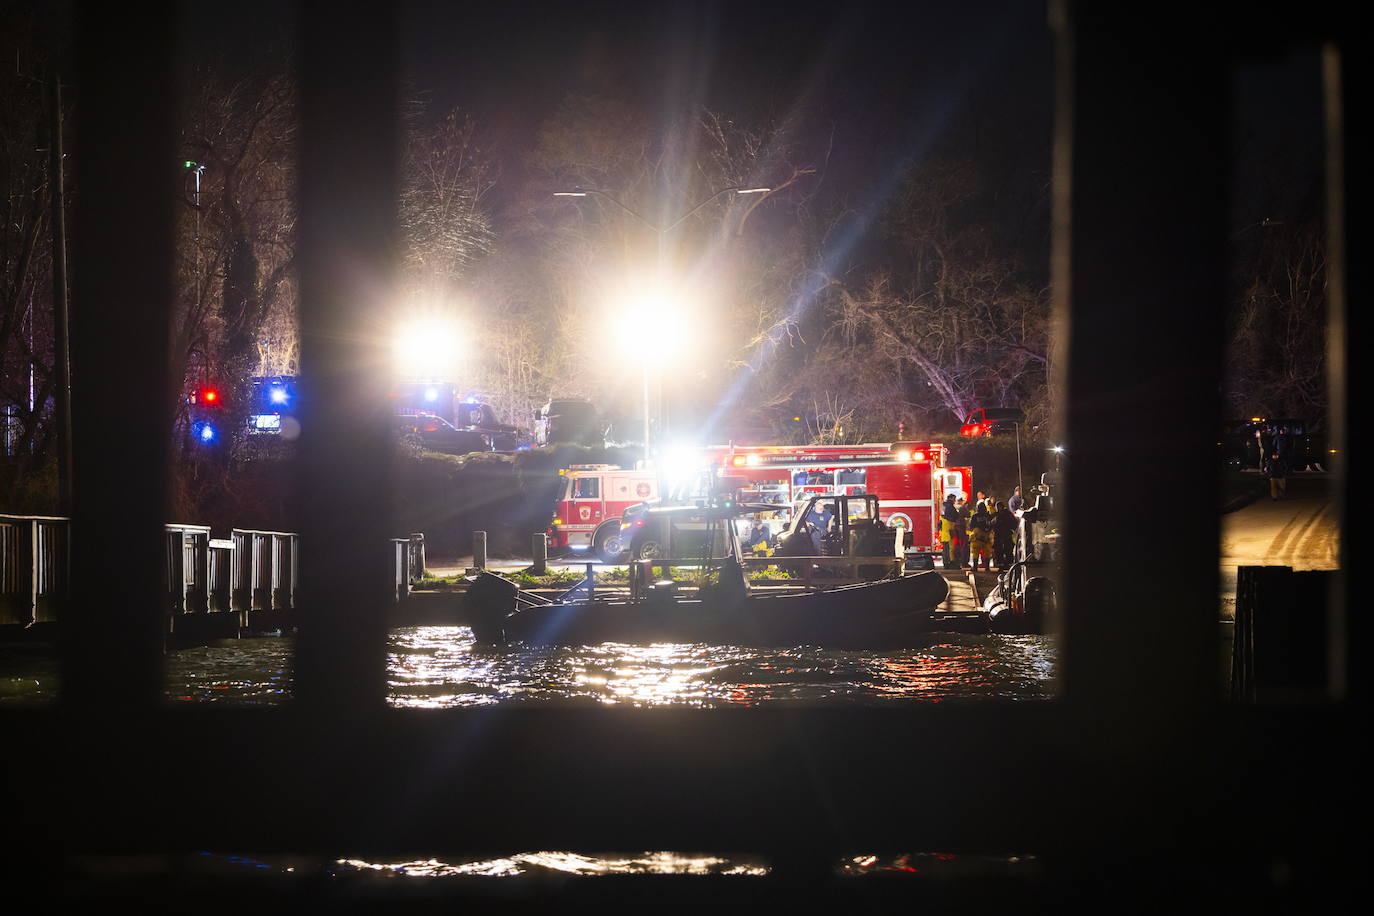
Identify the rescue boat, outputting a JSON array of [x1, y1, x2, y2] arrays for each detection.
[[465, 562, 949, 649]]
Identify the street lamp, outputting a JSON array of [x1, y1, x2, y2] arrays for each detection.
[[1052, 445, 1064, 472], [613, 287, 693, 464], [554, 185, 771, 464], [393, 315, 463, 381], [1013, 421, 1024, 497]]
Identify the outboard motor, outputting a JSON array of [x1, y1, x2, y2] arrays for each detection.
[[987, 573, 1054, 635], [1021, 576, 1055, 633], [465, 571, 518, 644]]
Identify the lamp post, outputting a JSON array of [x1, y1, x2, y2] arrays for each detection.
[[1014, 421, 1024, 496], [553, 185, 770, 465]]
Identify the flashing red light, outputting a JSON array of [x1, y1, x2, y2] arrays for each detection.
[[198, 387, 221, 406]]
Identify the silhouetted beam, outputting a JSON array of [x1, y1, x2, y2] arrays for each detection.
[[294, 5, 399, 712], [63, 2, 176, 706]]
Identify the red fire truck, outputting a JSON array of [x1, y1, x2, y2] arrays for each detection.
[[546, 443, 971, 563], [703, 442, 970, 557], [546, 464, 660, 559]]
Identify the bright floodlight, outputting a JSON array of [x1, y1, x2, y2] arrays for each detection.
[[736, 187, 771, 194], [614, 288, 694, 364], [658, 445, 702, 492], [553, 191, 588, 197], [1052, 445, 1064, 453], [394, 317, 462, 379]]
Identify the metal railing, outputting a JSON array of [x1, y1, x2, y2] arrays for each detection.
[[0, 514, 69, 627], [4, 518, 424, 629], [230, 528, 298, 612], [165, 524, 210, 614]]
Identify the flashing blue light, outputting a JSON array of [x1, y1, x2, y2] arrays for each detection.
[[194, 421, 218, 443], [424, 387, 439, 402], [269, 387, 289, 405]]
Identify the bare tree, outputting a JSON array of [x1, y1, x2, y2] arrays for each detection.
[[778, 156, 1052, 442], [1226, 215, 1326, 423], [0, 12, 56, 508], [174, 66, 297, 459], [399, 108, 496, 298]]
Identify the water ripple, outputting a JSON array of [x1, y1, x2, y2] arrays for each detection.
[[386, 627, 1057, 708], [2, 628, 1059, 707]]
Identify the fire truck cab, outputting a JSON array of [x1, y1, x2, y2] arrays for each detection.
[[547, 464, 660, 560]]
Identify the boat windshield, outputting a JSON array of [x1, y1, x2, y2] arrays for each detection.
[[845, 498, 874, 522]]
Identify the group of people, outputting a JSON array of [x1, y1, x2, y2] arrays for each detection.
[[940, 487, 1024, 571]]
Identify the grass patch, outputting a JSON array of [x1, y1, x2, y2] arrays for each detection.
[[412, 575, 463, 590], [505, 568, 586, 588]]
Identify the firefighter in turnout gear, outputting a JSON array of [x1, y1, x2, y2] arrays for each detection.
[[968, 501, 993, 571]]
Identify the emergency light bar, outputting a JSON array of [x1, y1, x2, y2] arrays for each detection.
[[732, 451, 929, 466]]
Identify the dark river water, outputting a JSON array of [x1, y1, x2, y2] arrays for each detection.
[[9, 627, 1056, 878], [2, 626, 1056, 706]]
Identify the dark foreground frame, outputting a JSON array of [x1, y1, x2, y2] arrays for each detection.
[[4, 1, 1362, 905]]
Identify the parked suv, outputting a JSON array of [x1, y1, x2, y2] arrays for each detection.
[[395, 412, 491, 455], [534, 397, 603, 447]]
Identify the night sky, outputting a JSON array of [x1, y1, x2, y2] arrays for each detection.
[[398, 0, 1054, 223], [182, 0, 1055, 220], [181, 0, 1322, 260]]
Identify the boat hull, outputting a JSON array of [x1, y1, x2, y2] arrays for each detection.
[[469, 572, 950, 648]]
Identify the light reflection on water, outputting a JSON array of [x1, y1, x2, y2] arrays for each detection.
[[72, 851, 1034, 879], [0, 627, 1057, 706], [388, 626, 1057, 708], [335, 852, 769, 877]]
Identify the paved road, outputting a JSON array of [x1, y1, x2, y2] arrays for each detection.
[[1219, 472, 1340, 610]]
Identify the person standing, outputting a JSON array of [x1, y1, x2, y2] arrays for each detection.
[[940, 493, 959, 568], [1263, 451, 1289, 500], [968, 503, 993, 571], [992, 500, 1018, 570], [952, 496, 971, 568], [746, 519, 770, 555], [1008, 485, 1025, 514]]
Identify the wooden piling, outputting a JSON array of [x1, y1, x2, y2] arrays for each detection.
[[532, 533, 547, 575], [409, 533, 426, 578]]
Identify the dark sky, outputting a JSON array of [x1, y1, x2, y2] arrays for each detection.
[[179, 0, 1320, 238], [178, 0, 1053, 221], [398, 0, 1053, 165]]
